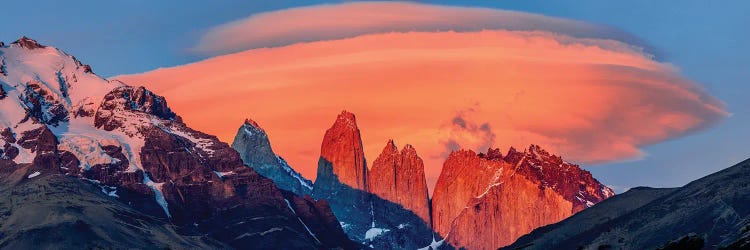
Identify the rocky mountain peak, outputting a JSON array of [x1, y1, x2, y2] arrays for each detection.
[[381, 139, 398, 155], [231, 118, 313, 196], [479, 147, 504, 160], [241, 117, 267, 136], [432, 144, 615, 249], [315, 110, 367, 191], [365, 140, 432, 246], [312, 111, 371, 245], [334, 110, 358, 130], [11, 36, 46, 50], [243, 118, 262, 129]]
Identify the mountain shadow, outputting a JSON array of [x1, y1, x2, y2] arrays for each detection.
[[313, 157, 453, 249]]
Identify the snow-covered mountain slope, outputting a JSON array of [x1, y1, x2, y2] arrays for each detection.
[[231, 118, 312, 196], [505, 158, 750, 250], [0, 37, 357, 249]]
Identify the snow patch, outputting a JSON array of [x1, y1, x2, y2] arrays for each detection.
[[243, 126, 254, 136], [418, 235, 446, 250], [284, 199, 322, 244], [156, 122, 216, 156], [213, 170, 235, 178], [57, 136, 119, 170], [276, 156, 313, 191], [233, 227, 283, 240], [364, 227, 390, 241], [27, 171, 41, 178], [48, 116, 145, 172], [143, 173, 171, 217]]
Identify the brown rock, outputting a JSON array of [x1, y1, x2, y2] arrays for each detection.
[[11, 36, 46, 50], [368, 140, 431, 225], [17, 126, 58, 154]]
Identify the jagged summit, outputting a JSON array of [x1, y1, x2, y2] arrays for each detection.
[[478, 147, 504, 160], [232, 117, 313, 196], [243, 117, 262, 129], [315, 109, 367, 191], [368, 140, 430, 224], [432, 144, 614, 249], [241, 117, 266, 135], [10, 36, 46, 49], [401, 143, 417, 153], [334, 110, 358, 129]]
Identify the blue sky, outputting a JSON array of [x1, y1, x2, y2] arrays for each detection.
[[1, 1, 747, 192]]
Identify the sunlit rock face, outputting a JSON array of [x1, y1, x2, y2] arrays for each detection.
[[312, 111, 373, 243], [368, 140, 430, 225], [315, 111, 368, 191], [310, 110, 613, 249], [432, 145, 614, 249], [431, 149, 509, 238], [312, 112, 435, 249], [231, 118, 313, 196]]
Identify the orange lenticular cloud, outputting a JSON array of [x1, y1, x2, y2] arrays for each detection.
[[117, 30, 727, 189], [191, 1, 647, 55]]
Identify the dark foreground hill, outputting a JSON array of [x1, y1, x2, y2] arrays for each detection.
[[505, 158, 750, 250], [0, 164, 226, 249]]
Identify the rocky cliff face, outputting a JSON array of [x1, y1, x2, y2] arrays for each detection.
[[231, 118, 313, 196], [0, 37, 356, 249], [312, 112, 435, 249], [431, 146, 614, 249], [431, 149, 510, 238], [368, 140, 430, 225], [311, 111, 374, 245], [315, 111, 368, 191], [309, 110, 613, 249]]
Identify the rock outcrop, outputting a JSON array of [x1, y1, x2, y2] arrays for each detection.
[[432, 145, 614, 249], [232, 118, 313, 196], [431, 149, 510, 238], [314, 111, 368, 191], [368, 140, 431, 225], [309, 110, 614, 249], [312, 111, 373, 244], [312, 112, 436, 248], [11, 36, 46, 50]]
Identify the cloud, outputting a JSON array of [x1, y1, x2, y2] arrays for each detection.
[[192, 1, 650, 56], [437, 107, 497, 158], [118, 29, 727, 190]]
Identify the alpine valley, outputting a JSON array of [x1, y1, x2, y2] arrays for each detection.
[[1, 37, 745, 250]]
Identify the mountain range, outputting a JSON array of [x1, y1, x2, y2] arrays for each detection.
[[2, 37, 746, 250], [231, 110, 614, 249]]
